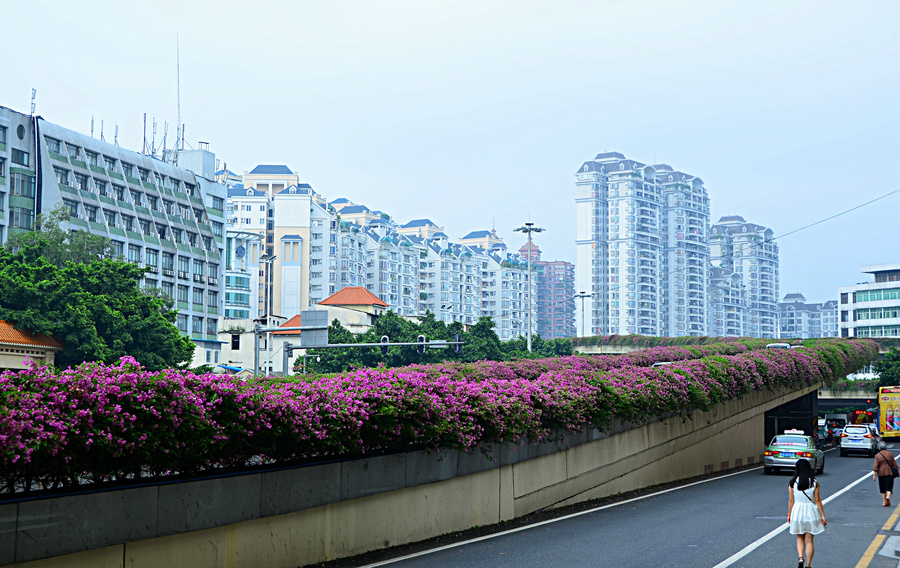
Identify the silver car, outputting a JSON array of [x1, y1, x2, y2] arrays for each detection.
[[840, 424, 878, 457]]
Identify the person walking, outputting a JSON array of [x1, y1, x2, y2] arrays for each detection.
[[873, 446, 898, 506], [788, 459, 826, 568]]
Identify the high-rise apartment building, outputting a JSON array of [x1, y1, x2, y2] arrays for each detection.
[[709, 216, 780, 338], [574, 152, 710, 337], [0, 104, 227, 366], [518, 242, 575, 339], [779, 293, 839, 339]]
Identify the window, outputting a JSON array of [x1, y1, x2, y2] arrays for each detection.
[[104, 156, 116, 171], [11, 149, 29, 167], [122, 215, 134, 231], [231, 334, 240, 350], [139, 219, 151, 235], [259, 205, 266, 211], [86, 151, 99, 166], [206, 318, 217, 335], [54, 167, 70, 185], [114, 185, 125, 201], [104, 209, 116, 226], [112, 241, 125, 257], [177, 285, 189, 302], [0, 126, 6, 144], [138, 168, 150, 182], [211, 196, 224, 211], [209, 263, 218, 278], [128, 244, 141, 263], [46, 137, 61, 153], [203, 236, 213, 250], [208, 290, 218, 306], [62, 199, 79, 216], [172, 228, 183, 243], [193, 260, 204, 275], [0, 157, 5, 179], [84, 205, 98, 222], [66, 144, 80, 161], [121, 162, 133, 177], [162, 252, 175, 270], [161, 281, 174, 298], [178, 256, 189, 273], [192, 316, 203, 334], [146, 248, 158, 267], [10, 207, 34, 229], [193, 287, 203, 305], [95, 180, 107, 196], [176, 314, 188, 332]]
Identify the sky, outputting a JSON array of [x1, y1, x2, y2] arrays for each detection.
[[4, 0, 899, 302]]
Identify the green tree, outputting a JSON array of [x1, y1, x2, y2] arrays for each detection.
[[875, 348, 900, 388], [5, 204, 113, 267], [461, 317, 503, 362], [0, 246, 194, 370]]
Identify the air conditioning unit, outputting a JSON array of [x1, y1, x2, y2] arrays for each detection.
[[193, 274, 204, 283], [178, 271, 188, 279], [207, 277, 218, 285], [146, 266, 158, 273], [163, 269, 175, 277]]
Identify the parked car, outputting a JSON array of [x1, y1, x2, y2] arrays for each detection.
[[764, 429, 825, 475], [840, 424, 879, 457]]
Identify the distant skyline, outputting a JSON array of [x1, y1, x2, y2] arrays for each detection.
[[4, 0, 898, 303]]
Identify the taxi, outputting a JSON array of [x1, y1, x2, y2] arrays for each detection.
[[763, 429, 825, 475]]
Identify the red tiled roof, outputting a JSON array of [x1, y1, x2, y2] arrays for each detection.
[[0, 320, 63, 349], [272, 314, 303, 335], [319, 287, 388, 307]]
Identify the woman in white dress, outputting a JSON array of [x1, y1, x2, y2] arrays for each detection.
[[788, 459, 827, 568]]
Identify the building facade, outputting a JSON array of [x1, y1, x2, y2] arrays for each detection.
[[0, 104, 227, 367], [518, 242, 575, 339], [778, 293, 839, 339], [709, 216, 780, 338], [839, 263, 900, 338], [574, 152, 710, 337]]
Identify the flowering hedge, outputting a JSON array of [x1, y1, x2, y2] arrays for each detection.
[[0, 338, 877, 495]]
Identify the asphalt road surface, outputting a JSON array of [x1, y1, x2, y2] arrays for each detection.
[[318, 443, 900, 568]]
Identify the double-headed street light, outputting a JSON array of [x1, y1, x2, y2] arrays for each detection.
[[575, 291, 592, 338], [258, 253, 277, 374], [514, 222, 545, 353]]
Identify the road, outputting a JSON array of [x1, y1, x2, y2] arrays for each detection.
[[345, 444, 900, 568]]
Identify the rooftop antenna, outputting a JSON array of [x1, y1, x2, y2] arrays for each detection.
[[91, 117, 95, 138], [175, 34, 182, 155], [114, 124, 119, 147], [100, 120, 105, 142], [151, 117, 158, 156], [142, 113, 147, 154], [30, 88, 36, 115]]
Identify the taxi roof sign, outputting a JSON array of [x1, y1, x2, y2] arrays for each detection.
[[783, 428, 805, 434]]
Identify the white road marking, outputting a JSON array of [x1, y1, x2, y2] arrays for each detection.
[[711, 471, 873, 568], [358, 467, 766, 567]]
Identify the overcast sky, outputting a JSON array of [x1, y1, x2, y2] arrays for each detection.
[[4, 1, 898, 302]]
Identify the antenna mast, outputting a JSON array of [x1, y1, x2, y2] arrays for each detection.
[[30, 89, 37, 115], [176, 34, 182, 154]]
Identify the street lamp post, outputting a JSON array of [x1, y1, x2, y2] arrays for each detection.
[[575, 291, 591, 338], [514, 222, 545, 353], [259, 253, 277, 374]]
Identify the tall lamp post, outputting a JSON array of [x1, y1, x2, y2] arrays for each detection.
[[259, 253, 277, 374], [514, 222, 545, 353], [575, 291, 591, 338]]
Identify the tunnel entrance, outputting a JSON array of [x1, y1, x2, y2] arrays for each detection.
[[764, 390, 818, 444]]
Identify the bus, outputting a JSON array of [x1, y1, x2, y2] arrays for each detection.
[[879, 386, 900, 438]]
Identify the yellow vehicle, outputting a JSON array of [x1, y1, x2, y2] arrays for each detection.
[[879, 386, 900, 438]]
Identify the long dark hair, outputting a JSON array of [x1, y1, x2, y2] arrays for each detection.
[[789, 459, 815, 491]]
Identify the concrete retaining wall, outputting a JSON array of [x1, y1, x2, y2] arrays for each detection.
[[2, 384, 816, 568]]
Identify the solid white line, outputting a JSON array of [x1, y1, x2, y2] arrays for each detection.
[[711, 471, 873, 568], [358, 467, 759, 567]]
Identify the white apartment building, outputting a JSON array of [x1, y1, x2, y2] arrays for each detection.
[[839, 263, 900, 338], [574, 152, 710, 337], [779, 293, 839, 339], [708, 266, 747, 337], [0, 104, 227, 367], [709, 216, 780, 338]]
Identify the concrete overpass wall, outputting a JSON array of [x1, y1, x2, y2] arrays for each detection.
[[1, 384, 817, 568]]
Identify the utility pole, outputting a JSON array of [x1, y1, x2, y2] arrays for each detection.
[[514, 222, 545, 353]]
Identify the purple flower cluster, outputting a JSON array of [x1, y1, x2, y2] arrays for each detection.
[[0, 339, 877, 494]]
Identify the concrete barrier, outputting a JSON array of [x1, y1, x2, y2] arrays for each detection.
[[2, 384, 816, 568]]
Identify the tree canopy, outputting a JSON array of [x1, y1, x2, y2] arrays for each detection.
[[0, 245, 194, 370], [302, 312, 572, 373], [875, 348, 900, 389], [4, 204, 113, 267]]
